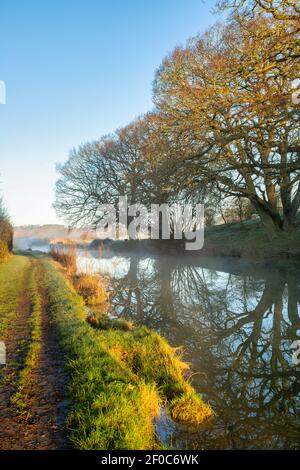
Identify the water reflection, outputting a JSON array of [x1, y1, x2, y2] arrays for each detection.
[[78, 251, 300, 449]]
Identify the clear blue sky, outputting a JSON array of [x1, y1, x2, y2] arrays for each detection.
[[0, 0, 217, 226]]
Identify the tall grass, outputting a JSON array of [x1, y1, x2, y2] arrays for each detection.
[[72, 272, 108, 308], [50, 245, 108, 310], [50, 245, 77, 275]]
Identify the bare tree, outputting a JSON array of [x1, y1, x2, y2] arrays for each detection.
[[54, 116, 179, 233]]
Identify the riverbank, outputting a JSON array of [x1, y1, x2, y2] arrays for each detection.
[[88, 217, 300, 261], [201, 218, 300, 260], [0, 253, 212, 449]]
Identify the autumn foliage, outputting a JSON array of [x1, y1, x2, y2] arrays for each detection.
[[55, 3, 300, 243]]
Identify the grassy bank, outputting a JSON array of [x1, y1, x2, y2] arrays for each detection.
[[43, 258, 212, 449], [203, 218, 300, 260], [87, 217, 300, 261], [0, 253, 212, 449]]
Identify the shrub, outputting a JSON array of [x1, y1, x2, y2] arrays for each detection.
[[72, 272, 108, 307], [0, 198, 13, 252], [0, 218, 13, 252], [0, 240, 10, 263]]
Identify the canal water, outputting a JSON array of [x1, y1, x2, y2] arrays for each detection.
[[75, 249, 300, 449]]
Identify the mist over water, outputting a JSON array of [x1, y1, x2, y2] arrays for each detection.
[[13, 237, 50, 252]]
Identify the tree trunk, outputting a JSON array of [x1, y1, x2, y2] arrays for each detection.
[[252, 203, 282, 241], [253, 202, 297, 241], [282, 213, 297, 233]]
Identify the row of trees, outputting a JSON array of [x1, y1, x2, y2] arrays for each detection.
[[55, 1, 300, 240]]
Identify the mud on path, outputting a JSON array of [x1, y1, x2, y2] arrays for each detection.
[[0, 258, 69, 449]]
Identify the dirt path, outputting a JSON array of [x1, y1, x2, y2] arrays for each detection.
[[0, 258, 34, 449], [0, 257, 69, 449]]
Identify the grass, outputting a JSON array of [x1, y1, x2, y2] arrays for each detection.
[[88, 314, 134, 331], [204, 216, 300, 259], [0, 255, 31, 339], [0, 254, 41, 421], [10, 262, 43, 420], [89, 216, 300, 260], [92, 322, 213, 426], [43, 260, 160, 449], [50, 245, 77, 275], [73, 272, 108, 308], [169, 392, 213, 426], [43, 259, 213, 449], [0, 253, 213, 449], [50, 246, 108, 310]]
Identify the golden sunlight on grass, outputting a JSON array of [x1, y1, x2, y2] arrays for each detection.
[[169, 391, 213, 426], [72, 272, 108, 307], [50, 246, 77, 275]]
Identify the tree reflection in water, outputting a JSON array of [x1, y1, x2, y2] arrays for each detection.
[[91, 251, 300, 449]]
